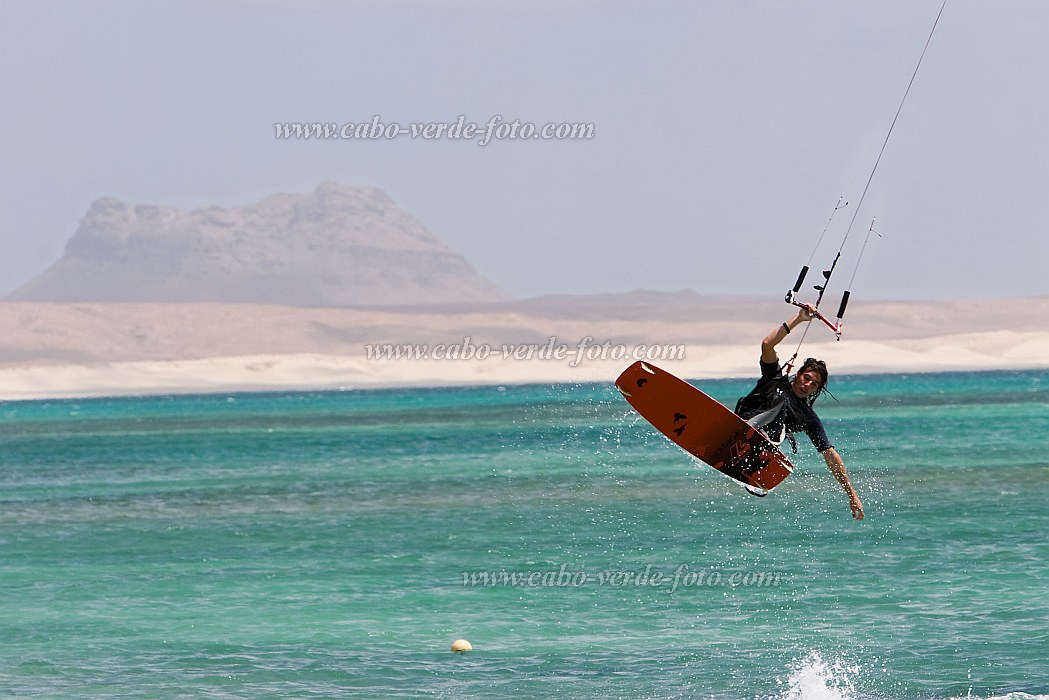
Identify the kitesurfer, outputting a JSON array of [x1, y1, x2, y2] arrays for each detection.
[[736, 304, 864, 520]]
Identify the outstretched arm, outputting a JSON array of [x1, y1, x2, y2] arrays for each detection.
[[822, 447, 864, 520], [761, 305, 814, 364]]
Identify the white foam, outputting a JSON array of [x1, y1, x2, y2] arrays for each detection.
[[779, 651, 860, 700], [777, 652, 1048, 700]]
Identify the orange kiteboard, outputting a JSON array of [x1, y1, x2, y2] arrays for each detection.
[[615, 361, 793, 493]]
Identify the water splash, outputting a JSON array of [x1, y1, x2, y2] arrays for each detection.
[[779, 651, 860, 700]]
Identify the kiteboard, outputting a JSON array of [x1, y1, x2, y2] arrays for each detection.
[[615, 361, 793, 494]]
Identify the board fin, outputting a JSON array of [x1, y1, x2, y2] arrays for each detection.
[[743, 483, 770, 498]]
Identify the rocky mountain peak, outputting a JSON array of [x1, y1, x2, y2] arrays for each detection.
[[8, 183, 509, 307]]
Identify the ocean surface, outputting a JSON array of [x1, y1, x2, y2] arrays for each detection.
[[1, 369, 1047, 699]]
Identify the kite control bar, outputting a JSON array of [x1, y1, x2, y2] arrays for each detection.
[[784, 265, 849, 340]]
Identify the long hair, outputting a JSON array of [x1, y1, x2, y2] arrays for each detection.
[[795, 357, 829, 405]]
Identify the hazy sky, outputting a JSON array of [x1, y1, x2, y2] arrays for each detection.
[[2, 0, 1047, 302]]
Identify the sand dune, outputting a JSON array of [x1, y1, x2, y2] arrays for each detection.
[[1, 295, 1047, 400]]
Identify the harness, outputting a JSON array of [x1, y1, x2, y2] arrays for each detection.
[[735, 382, 800, 454]]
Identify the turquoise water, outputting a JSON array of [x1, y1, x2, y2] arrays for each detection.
[[1, 370, 1047, 699]]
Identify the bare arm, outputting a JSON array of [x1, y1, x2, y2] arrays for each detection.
[[761, 305, 814, 364], [822, 447, 864, 520]]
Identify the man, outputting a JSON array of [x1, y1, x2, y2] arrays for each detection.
[[735, 304, 864, 520]]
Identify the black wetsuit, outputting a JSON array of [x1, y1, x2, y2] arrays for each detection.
[[735, 361, 833, 453]]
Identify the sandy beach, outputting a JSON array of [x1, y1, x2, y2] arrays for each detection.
[[1, 295, 1047, 400]]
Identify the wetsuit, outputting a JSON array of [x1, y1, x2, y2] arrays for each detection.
[[735, 361, 832, 453]]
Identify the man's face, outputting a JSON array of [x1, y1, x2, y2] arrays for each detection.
[[792, 369, 823, 399]]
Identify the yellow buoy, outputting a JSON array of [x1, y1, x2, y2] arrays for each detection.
[[450, 639, 473, 653]]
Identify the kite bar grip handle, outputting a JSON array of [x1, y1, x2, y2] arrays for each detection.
[[836, 290, 851, 320], [792, 266, 809, 293]]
